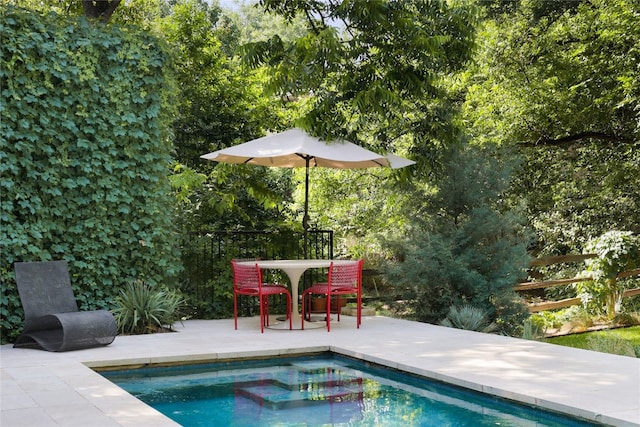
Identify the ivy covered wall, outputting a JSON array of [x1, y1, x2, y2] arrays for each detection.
[[0, 7, 181, 341]]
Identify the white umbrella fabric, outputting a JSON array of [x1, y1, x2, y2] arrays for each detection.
[[201, 128, 414, 229]]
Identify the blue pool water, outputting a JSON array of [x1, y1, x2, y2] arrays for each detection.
[[100, 353, 600, 427]]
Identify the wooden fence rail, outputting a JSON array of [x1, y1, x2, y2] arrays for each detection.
[[515, 253, 640, 313]]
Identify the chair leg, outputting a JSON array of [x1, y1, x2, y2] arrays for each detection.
[[233, 294, 238, 330], [357, 293, 361, 328], [258, 295, 265, 333], [326, 296, 331, 332]]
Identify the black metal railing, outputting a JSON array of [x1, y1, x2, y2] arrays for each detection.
[[179, 230, 333, 318]]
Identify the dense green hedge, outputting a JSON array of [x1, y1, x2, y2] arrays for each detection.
[[0, 7, 181, 342]]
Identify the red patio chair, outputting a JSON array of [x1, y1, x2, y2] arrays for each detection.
[[232, 260, 292, 333], [301, 259, 364, 331]]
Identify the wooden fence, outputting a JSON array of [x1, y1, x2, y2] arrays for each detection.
[[515, 254, 640, 312]]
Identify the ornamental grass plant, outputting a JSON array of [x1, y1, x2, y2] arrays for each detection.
[[113, 281, 186, 335], [440, 304, 498, 333]]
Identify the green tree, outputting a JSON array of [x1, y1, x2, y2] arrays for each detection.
[[243, 0, 477, 168], [158, 0, 298, 232], [235, 0, 481, 254], [386, 145, 530, 336], [235, 0, 307, 45], [462, 0, 640, 255], [300, 166, 415, 258], [175, 163, 297, 231], [2, 0, 124, 23], [158, 0, 264, 166]]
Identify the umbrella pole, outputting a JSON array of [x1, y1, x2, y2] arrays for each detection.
[[303, 158, 310, 231], [303, 158, 310, 261]]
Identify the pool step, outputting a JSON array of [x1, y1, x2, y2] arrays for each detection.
[[236, 375, 364, 410]]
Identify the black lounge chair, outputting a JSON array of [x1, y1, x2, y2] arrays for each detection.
[[13, 260, 117, 352]]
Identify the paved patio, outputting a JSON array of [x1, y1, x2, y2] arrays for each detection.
[[1, 315, 639, 426]]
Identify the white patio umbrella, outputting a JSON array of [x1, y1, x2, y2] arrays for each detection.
[[200, 128, 414, 229]]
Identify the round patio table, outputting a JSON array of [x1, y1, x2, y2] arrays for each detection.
[[236, 259, 353, 330]]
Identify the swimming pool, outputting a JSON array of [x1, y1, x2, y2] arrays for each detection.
[[100, 353, 600, 426]]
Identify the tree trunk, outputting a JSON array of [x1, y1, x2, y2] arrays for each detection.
[[606, 278, 619, 320], [82, 0, 121, 24]]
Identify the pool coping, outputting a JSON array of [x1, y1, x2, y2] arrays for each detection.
[[2, 316, 639, 426]]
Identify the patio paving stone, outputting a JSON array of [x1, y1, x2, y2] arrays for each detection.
[[1, 316, 638, 426]]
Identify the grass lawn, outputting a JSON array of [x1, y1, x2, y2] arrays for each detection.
[[546, 326, 640, 357]]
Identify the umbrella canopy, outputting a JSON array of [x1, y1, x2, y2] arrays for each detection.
[[200, 128, 415, 228]]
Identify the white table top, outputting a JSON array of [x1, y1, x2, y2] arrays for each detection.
[[236, 259, 352, 269]]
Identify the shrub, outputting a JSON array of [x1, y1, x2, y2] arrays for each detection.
[[579, 231, 640, 319], [587, 335, 636, 358], [563, 306, 597, 333], [113, 281, 186, 335], [1, 7, 181, 342], [612, 312, 640, 327], [532, 306, 598, 333], [440, 304, 498, 333], [385, 145, 530, 334], [522, 316, 547, 340]]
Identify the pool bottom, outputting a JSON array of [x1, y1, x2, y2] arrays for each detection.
[[99, 352, 602, 427]]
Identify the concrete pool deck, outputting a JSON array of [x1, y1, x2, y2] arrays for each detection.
[[1, 315, 639, 426]]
